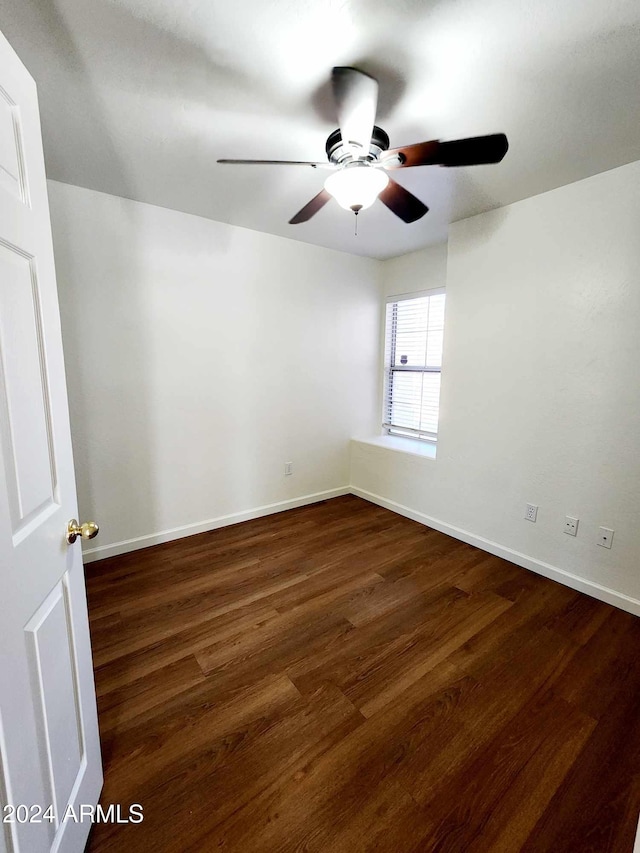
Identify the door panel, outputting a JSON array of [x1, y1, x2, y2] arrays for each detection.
[[0, 241, 57, 538], [25, 580, 84, 829], [0, 83, 28, 204]]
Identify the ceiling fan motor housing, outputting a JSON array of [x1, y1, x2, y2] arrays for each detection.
[[325, 125, 390, 164]]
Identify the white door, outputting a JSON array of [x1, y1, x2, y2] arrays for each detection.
[[0, 29, 102, 853]]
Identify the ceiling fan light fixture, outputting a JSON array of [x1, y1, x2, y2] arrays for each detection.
[[324, 163, 389, 212]]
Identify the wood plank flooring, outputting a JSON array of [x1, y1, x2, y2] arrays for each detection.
[[84, 495, 640, 852]]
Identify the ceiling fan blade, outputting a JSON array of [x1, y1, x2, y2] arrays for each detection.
[[331, 67, 379, 155], [385, 133, 509, 168], [289, 189, 332, 224], [218, 159, 334, 168], [378, 178, 429, 223]]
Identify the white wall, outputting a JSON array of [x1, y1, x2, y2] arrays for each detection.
[[352, 160, 640, 612], [48, 181, 381, 560], [382, 243, 448, 298]]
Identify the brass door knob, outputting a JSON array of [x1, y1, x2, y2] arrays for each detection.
[[66, 519, 99, 545]]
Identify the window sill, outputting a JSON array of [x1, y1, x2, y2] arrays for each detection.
[[352, 434, 437, 460]]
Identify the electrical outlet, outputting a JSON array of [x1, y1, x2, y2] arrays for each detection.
[[564, 516, 579, 536], [597, 527, 614, 549], [284, 462, 293, 476], [525, 503, 538, 522]]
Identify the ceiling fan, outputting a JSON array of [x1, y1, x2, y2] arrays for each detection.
[[218, 67, 509, 225]]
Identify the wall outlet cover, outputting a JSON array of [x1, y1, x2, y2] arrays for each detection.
[[564, 516, 579, 536], [525, 503, 538, 522]]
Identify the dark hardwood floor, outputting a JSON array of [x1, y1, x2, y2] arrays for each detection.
[[84, 495, 640, 852]]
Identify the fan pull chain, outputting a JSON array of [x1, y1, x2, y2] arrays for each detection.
[[354, 210, 358, 236]]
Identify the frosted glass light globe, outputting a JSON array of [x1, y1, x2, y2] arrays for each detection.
[[324, 164, 389, 212]]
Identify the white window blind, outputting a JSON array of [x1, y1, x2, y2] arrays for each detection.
[[383, 290, 446, 441]]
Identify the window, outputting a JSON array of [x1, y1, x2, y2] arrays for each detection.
[[383, 290, 446, 442]]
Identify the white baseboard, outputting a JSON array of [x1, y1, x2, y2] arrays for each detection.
[[351, 487, 640, 618], [82, 487, 350, 563]]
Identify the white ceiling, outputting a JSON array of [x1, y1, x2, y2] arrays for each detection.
[[3, 0, 640, 259]]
